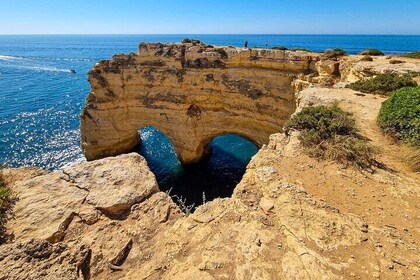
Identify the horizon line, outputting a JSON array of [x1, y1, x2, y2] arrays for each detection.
[[1, 33, 420, 36]]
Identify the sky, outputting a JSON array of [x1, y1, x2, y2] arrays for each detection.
[[0, 0, 419, 35]]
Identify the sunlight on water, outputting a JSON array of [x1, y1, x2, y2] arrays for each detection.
[[1, 35, 419, 171]]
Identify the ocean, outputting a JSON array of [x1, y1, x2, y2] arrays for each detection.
[[1, 34, 419, 206]]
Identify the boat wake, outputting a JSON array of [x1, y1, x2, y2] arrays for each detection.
[[0, 54, 75, 73], [0, 54, 24, 61]]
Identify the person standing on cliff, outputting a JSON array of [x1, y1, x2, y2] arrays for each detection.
[[244, 41, 248, 48], [265, 40, 268, 49]]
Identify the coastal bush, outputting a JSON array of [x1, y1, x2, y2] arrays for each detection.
[[215, 48, 228, 59], [346, 73, 417, 95], [378, 86, 420, 145], [401, 51, 420, 59], [378, 86, 420, 171], [360, 55, 373, 62], [182, 38, 201, 45], [389, 59, 404, 64], [359, 49, 384, 56], [285, 106, 380, 170], [272, 46, 288, 50], [323, 48, 348, 59], [292, 48, 312, 52]]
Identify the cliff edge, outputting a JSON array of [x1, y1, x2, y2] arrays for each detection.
[[1, 44, 420, 279]]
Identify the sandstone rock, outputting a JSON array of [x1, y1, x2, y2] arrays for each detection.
[[62, 153, 159, 215], [259, 197, 274, 214], [7, 153, 159, 242], [339, 55, 420, 83], [0, 167, 47, 186], [80, 43, 321, 163], [0, 239, 91, 280], [2, 47, 420, 280], [315, 59, 340, 76]]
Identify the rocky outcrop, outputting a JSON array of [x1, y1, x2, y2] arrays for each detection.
[[339, 55, 420, 83], [7, 154, 159, 242], [0, 239, 91, 280], [3, 46, 420, 279], [3, 88, 420, 279], [80, 43, 320, 163]]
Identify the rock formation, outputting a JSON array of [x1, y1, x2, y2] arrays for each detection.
[[2, 103, 420, 278], [2, 44, 420, 279], [80, 43, 320, 163]]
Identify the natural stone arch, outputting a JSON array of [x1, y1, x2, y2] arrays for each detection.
[[80, 42, 320, 163]]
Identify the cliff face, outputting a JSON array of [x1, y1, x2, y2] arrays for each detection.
[[2, 46, 420, 279], [80, 43, 320, 163], [2, 86, 419, 279]]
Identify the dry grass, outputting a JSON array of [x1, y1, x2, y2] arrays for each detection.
[[404, 147, 420, 172], [0, 173, 10, 243], [285, 106, 381, 171]]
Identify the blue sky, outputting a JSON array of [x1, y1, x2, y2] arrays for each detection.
[[1, 0, 419, 35]]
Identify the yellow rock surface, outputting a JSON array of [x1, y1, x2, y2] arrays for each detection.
[[80, 43, 320, 163]]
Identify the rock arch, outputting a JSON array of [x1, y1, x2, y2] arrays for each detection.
[[80, 42, 320, 163]]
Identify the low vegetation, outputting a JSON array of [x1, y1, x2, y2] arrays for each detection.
[[272, 46, 288, 50], [405, 148, 420, 172], [346, 73, 417, 95], [271, 46, 313, 52], [0, 173, 10, 243], [323, 48, 348, 59], [378, 86, 420, 145], [401, 51, 420, 59], [285, 106, 380, 170], [360, 55, 373, 62], [182, 38, 202, 45], [359, 49, 384, 56], [292, 48, 312, 52], [389, 59, 404, 64], [378, 86, 420, 171]]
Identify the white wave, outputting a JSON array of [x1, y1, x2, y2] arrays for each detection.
[[25, 66, 74, 73], [9, 65, 73, 73], [0, 54, 24, 61], [1, 55, 75, 73]]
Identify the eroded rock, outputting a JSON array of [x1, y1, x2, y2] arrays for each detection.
[[80, 43, 321, 163], [7, 153, 159, 242]]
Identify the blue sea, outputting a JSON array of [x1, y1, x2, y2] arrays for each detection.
[[1, 35, 419, 206]]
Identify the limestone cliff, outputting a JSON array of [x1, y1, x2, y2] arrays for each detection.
[[2, 108, 419, 279], [2, 45, 420, 279], [80, 42, 320, 163]]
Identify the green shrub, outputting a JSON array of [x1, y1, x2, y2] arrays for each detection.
[[401, 51, 420, 59], [272, 46, 288, 50], [291, 48, 312, 52], [346, 73, 417, 95], [323, 48, 348, 59], [360, 55, 373, 62], [182, 38, 201, 45], [359, 49, 384, 56], [378, 86, 420, 146], [389, 59, 404, 64], [285, 106, 380, 169]]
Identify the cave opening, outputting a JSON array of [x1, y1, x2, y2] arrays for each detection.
[[132, 126, 258, 212]]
